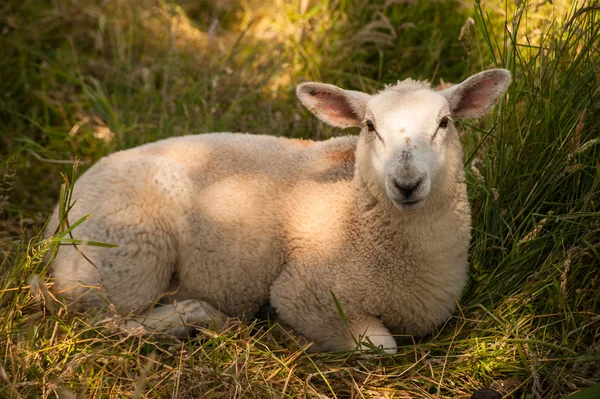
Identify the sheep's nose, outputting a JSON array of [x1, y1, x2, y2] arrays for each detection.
[[394, 178, 422, 198]]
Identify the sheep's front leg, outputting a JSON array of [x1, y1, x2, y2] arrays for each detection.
[[349, 315, 397, 355], [271, 276, 397, 354], [303, 314, 397, 355]]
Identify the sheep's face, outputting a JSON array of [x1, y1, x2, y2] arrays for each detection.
[[362, 88, 453, 210], [297, 69, 511, 211]]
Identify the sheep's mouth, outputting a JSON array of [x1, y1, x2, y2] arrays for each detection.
[[393, 198, 426, 210]]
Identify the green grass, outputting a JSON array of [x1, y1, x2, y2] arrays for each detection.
[[1, 0, 599, 397]]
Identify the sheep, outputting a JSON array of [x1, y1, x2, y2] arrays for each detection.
[[47, 68, 511, 354]]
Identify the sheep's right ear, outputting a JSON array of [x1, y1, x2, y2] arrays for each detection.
[[297, 83, 370, 128], [440, 69, 511, 119]]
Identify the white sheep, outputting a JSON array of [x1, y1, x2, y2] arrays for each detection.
[[47, 69, 511, 354]]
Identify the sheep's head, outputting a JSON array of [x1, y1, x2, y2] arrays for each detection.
[[297, 69, 511, 211]]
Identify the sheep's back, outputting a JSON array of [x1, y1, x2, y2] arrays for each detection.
[[57, 133, 360, 317]]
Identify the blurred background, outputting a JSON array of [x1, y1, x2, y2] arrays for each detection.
[[0, 0, 583, 218]]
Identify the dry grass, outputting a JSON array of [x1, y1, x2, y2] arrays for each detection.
[[1, 0, 599, 397]]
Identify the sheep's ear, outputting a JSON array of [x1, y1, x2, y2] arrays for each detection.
[[297, 82, 370, 128], [440, 69, 511, 119]]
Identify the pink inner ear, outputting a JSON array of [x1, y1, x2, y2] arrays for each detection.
[[458, 91, 486, 113], [455, 74, 506, 118], [312, 91, 358, 126]]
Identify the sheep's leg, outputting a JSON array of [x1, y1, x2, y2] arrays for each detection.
[[303, 314, 397, 354], [271, 276, 397, 354], [348, 315, 397, 355], [122, 299, 228, 336]]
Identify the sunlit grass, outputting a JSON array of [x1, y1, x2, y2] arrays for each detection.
[[1, 0, 599, 397]]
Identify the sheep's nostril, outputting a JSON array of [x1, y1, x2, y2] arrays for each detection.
[[394, 178, 422, 198]]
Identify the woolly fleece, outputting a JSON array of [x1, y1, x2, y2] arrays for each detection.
[[48, 70, 510, 353]]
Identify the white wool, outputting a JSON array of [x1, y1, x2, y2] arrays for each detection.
[[48, 69, 511, 354]]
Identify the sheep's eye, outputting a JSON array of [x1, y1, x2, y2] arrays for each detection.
[[439, 117, 449, 128], [366, 120, 375, 132]]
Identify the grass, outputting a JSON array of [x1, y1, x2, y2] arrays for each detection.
[[1, 0, 599, 397]]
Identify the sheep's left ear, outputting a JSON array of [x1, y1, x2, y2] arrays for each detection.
[[440, 69, 511, 119], [297, 82, 371, 128]]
